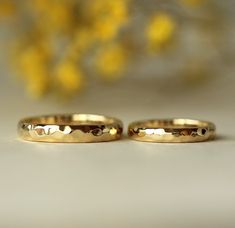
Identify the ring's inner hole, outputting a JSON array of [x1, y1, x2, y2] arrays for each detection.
[[134, 119, 209, 128], [26, 114, 115, 125]]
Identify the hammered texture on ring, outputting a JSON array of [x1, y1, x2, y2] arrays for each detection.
[[18, 114, 123, 143], [128, 118, 216, 143]]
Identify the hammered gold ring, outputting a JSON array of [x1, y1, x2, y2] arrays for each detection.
[[18, 114, 123, 143], [128, 118, 216, 143]]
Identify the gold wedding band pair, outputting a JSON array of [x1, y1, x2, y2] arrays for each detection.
[[18, 114, 216, 143]]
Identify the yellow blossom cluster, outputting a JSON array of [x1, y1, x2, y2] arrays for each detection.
[[0, 1, 16, 18], [1, 0, 210, 99], [10, 0, 130, 98], [180, 0, 206, 7], [96, 44, 128, 80], [147, 13, 176, 52]]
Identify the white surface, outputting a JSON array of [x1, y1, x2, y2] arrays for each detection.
[[0, 71, 235, 228]]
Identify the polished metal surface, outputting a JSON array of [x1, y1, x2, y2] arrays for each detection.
[[18, 114, 123, 143], [128, 119, 216, 143]]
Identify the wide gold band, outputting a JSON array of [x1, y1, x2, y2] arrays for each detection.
[[18, 114, 123, 143], [128, 119, 216, 143]]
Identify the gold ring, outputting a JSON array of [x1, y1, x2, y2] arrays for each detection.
[[18, 114, 123, 143], [128, 119, 216, 143]]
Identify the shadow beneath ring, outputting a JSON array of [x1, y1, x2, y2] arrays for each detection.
[[121, 134, 235, 144], [214, 134, 235, 142]]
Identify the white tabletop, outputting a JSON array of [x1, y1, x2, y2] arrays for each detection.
[[0, 70, 235, 228]]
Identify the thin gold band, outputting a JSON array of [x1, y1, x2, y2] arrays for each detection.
[[128, 119, 216, 143], [18, 114, 123, 143]]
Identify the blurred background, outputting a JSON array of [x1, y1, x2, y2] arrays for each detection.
[[0, 1, 235, 228], [0, 0, 235, 104]]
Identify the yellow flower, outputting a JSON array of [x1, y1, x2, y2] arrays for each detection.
[[180, 0, 206, 7], [16, 45, 51, 98], [96, 44, 127, 80], [90, 0, 128, 24], [0, 1, 16, 18], [93, 19, 121, 42], [147, 13, 176, 52], [30, 0, 74, 32], [18, 45, 50, 79], [26, 74, 50, 99], [55, 61, 84, 95], [67, 29, 95, 60], [90, 0, 129, 41]]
